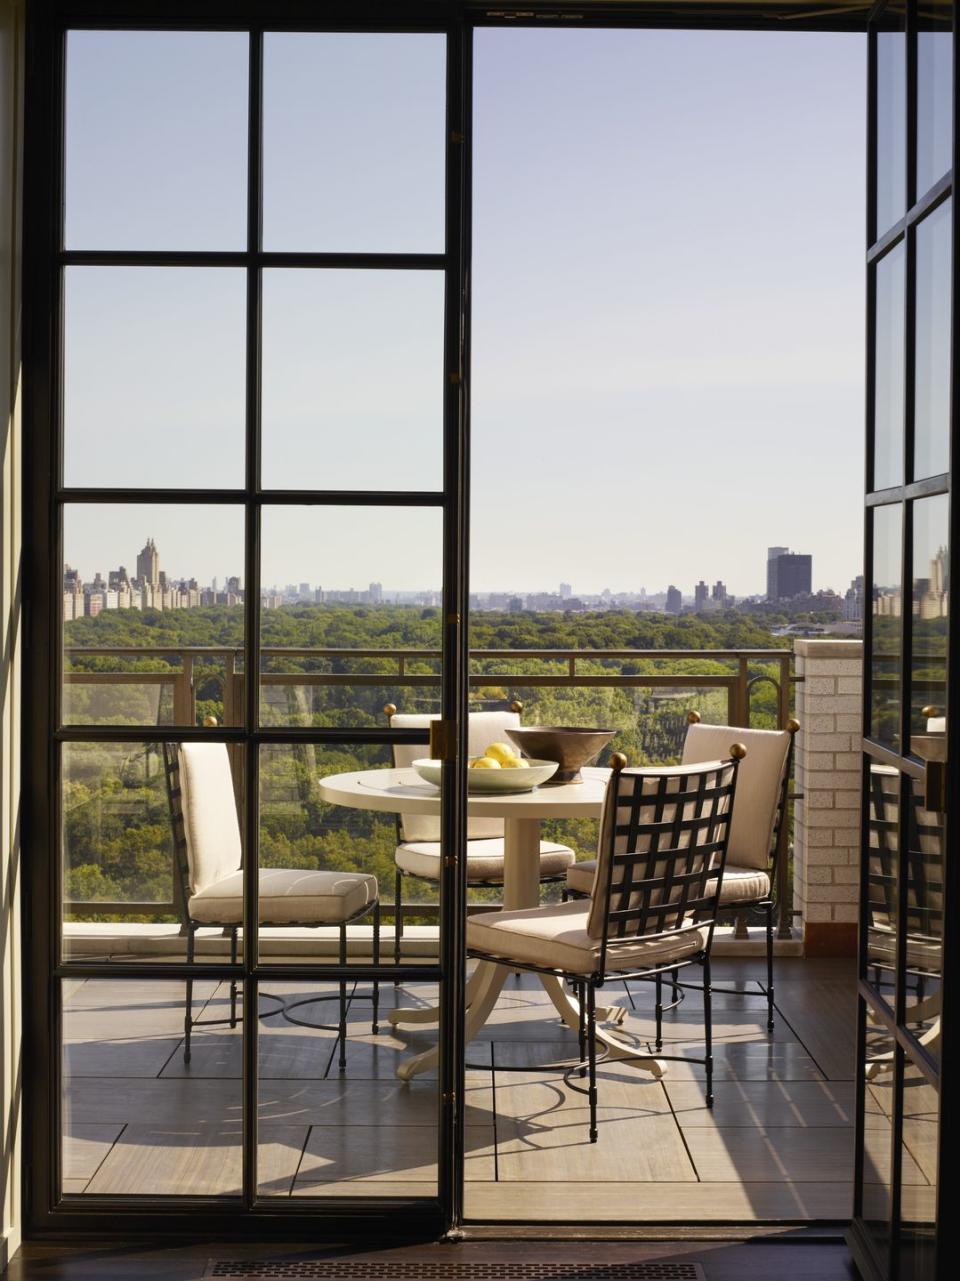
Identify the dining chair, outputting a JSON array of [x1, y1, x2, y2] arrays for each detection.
[[385, 701, 575, 970], [468, 749, 744, 1140], [565, 711, 798, 1032], [164, 740, 381, 1070]]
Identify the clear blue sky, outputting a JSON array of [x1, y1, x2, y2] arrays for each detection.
[[63, 27, 866, 598]]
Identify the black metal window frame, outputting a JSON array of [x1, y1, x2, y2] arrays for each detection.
[[21, 0, 883, 1246], [23, 0, 474, 1239], [852, 2, 957, 1279]]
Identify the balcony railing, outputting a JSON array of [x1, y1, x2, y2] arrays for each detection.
[[62, 645, 796, 936]]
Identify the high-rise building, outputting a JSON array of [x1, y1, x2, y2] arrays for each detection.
[[712, 580, 729, 606], [369, 581, 383, 604], [136, 538, 160, 590], [767, 548, 812, 601], [665, 585, 682, 614], [766, 547, 789, 600], [559, 582, 572, 599], [694, 580, 709, 611]]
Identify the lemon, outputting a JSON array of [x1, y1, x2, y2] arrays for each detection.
[[470, 756, 501, 769], [484, 742, 516, 765], [501, 755, 524, 769]]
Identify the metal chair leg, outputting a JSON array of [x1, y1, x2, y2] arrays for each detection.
[[704, 953, 714, 1108], [393, 868, 403, 984], [338, 924, 348, 1073], [765, 901, 775, 1033], [229, 927, 239, 1029], [655, 971, 664, 1051], [587, 983, 598, 1143], [372, 900, 381, 1034], [578, 981, 587, 1077], [183, 924, 195, 1064]]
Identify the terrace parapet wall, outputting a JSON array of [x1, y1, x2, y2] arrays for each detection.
[[792, 639, 863, 958]]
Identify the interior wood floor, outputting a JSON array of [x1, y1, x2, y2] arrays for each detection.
[[58, 958, 881, 1223]]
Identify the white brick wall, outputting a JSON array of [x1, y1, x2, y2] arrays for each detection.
[[792, 640, 863, 943]]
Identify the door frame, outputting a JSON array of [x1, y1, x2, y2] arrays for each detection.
[[22, 0, 472, 1239], [848, 3, 956, 1278], [22, 0, 887, 1245]]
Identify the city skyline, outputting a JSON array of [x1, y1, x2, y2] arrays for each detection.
[[63, 534, 865, 619]]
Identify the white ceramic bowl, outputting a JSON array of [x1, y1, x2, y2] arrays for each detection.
[[412, 758, 559, 793]]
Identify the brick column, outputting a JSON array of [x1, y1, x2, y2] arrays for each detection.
[[792, 639, 863, 957]]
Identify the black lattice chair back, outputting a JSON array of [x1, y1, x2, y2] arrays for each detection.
[[589, 754, 742, 971], [905, 782, 944, 964], [867, 764, 899, 944], [162, 742, 194, 926]]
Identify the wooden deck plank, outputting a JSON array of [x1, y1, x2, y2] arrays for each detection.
[[465, 1179, 854, 1222], [294, 1124, 496, 1185]]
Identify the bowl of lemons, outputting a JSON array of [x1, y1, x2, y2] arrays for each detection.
[[413, 743, 558, 792]]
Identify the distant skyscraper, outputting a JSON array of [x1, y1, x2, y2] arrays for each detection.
[[136, 538, 160, 590], [369, 581, 383, 604], [712, 580, 729, 606], [694, 580, 709, 611], [665, 585, 682, 614], [559, 582, 572, 599], [767, 548, 812, 601]]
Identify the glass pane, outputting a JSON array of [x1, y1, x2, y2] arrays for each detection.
[[63, 268, 246, 491], [260, 270, 444, 492], [875, 21, 906, 238], [62, 504, 245, 726], [870, 503, 902, 749], [258, 741, 403, 966], [62, 978, 243, 1195], [62, 742, 246, 964], [910, 494, 948, 740], [866, 762, 899, 1001], [873, 243, 905, 490], [258, 506, 442, 727], [257, 980, 460, 1198], [65, 31, 248, 250], [898, 1061, 939, 1281], [902, 776, 943, 1055], [62, 743, 177, 957], [862, 1040, 896, 1259], [916, 2, 954, 198], [262, 33, 445, 253], [913, 201, 952, 481]]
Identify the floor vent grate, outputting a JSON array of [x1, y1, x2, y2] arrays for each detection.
[[205, 1264, 706, 1280]]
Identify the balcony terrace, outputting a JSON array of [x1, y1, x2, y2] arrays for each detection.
[[51, 639, 920, 1226]]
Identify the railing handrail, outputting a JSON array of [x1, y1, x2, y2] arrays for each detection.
[[64, 644, 793, 660]]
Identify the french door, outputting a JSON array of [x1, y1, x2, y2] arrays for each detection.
[[851, 2, 956, 1278], [23, 4, 472, 1236]]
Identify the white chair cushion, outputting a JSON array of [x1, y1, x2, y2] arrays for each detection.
[[715, 864, 771, 904], [178, 742, 243, 893], [683, 723, 792, 872], [467, 900, 707, 976], [390, 711, 521, 842], [568, 860, 771, 904], [189, 868, 378, 926], [565, 859, 597, 896], [396, 838, 574, 883]]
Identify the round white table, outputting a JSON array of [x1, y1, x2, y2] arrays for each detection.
[[317, 765, 662, 1082]]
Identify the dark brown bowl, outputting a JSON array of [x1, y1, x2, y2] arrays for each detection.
[[505, 726, 616, 784]]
